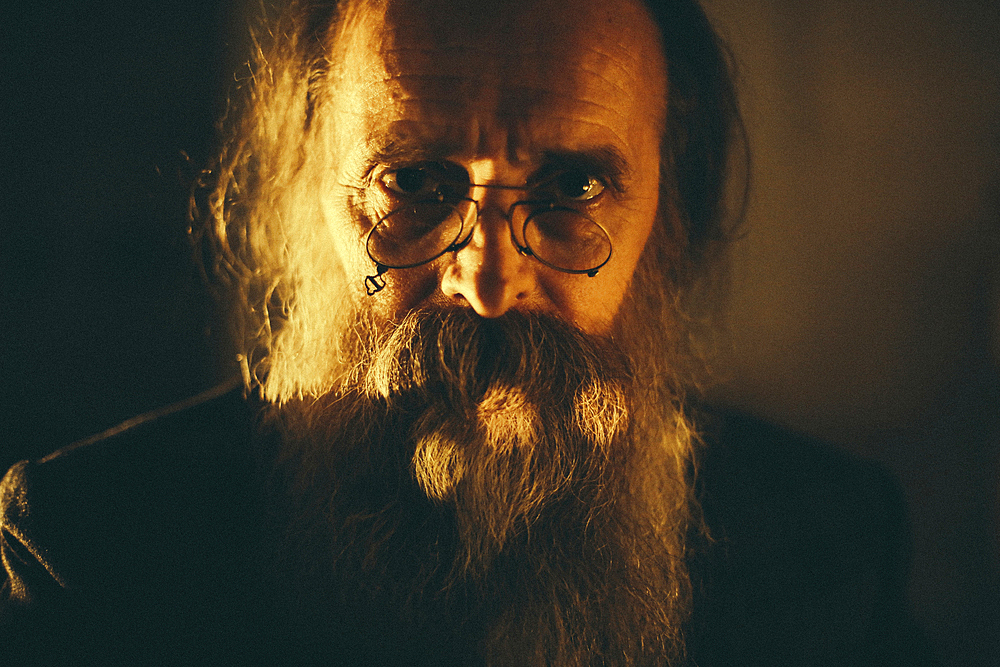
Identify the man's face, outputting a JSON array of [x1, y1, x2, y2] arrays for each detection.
[[271, 4, 698, 656], [326, 0, 668, 333]]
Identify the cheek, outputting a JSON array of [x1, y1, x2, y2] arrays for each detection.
[[615, 212, 658, 277], [322, 192, 442, 321], [324, 208, 367, 289], [558, 206, 656, 333], [539, 269, 631, 334], [373, 264, 443, 321]]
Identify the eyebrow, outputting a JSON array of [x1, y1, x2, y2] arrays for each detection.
[[531, 146, 631, 194], [366, 136, 465, 169], [365, 136, 632, 193]]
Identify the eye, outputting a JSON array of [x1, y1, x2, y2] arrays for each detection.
[[380, 166, 439, 198], [549, 170, 606, 202]]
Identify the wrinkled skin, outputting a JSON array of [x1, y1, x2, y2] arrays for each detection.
[[325, 0, 669, 333]]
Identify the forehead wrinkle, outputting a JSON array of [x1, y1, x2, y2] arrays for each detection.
[[378, 48, 502, 78], [563, 44, 651, 92], [364, 114, 503, 165], [498, 86, 646, 118], [351, 0, 665, 167], [376, 49, 660, 132], [380, 45, 641, 96], [366, 126, 466, 161], [522, 116, 630, 157], [378, 73, 648, 133], [362, 97, 639, 170], [384, 82, 638, 121], [377, 5, 533, 54], [373, 0, 666, 75], [383, 75, 634, 113], [495, 74, 638, 118], [380, 45, 535, 56], [573, 60, 654, 103], [373, 106, 633, 161], [376, 22, 647, 80]]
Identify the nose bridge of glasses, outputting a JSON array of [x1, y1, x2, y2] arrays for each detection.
[[464, 182, 532, 241], [468, 181, 528, 214]]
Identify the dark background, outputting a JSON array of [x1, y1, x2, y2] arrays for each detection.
[[3, 0, 234, 463], [2, 0, 997, 664], [702, 1, 1000, 662]]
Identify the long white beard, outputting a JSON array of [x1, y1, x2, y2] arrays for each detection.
[[265, 309, 699, 665]]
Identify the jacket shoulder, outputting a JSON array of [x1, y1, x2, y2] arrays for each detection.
[[1, 380, 272, 664], [697, 409, 903, 543], [691, 408, 934, 665], [0, 380, 257, 591]]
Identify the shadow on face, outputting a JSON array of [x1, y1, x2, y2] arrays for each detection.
[[324, 0, 670, 334]]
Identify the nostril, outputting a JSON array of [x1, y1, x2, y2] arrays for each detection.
[[439, 225, 536, 318]]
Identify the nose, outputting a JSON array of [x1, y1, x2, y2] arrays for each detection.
[[440, 201, 536, 318]]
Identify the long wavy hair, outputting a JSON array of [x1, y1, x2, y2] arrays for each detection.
[[191, 0, 746, 402]]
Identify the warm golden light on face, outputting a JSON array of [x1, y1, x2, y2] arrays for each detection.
[[323, 0, 669, 334]]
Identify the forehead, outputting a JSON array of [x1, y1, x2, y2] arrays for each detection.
[[331, 0, 667, 164]]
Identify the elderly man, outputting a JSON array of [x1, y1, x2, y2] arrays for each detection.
[[0, 0, 933, 664]]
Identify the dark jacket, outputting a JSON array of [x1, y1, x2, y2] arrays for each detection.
[[0, 385, 936, 666]]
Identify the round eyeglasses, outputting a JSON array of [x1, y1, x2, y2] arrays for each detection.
[[363, 186, 613, 295]]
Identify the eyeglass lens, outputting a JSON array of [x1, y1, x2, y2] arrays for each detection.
[[367, 200, 611, 274], [368, 200, 475, 270]]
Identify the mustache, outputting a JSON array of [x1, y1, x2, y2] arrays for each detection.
[[360, 308, 633, 407]]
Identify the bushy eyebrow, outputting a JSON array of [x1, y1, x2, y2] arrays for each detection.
[[365, 135, 631, 194], [365, 136, 465, 169], [531, 146, 630, 194]]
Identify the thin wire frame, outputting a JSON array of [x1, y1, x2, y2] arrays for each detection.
[[364, 194, 613, 295]]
